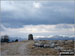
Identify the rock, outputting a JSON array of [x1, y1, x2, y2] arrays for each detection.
[[44, 44, 50, 48], [28, 34, 33, 40], [34, 43, 44, 47]]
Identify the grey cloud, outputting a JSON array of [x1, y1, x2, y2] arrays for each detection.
[[1, 1, 74, 28]]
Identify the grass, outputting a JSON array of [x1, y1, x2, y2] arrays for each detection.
[[27, 40, 74, 55], [1, 40, 74, 55], [27, 40, 59, 55]]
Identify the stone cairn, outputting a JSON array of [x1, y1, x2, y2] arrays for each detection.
[[28, 34, 33, 40]]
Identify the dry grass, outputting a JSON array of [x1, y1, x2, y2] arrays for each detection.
[[1, 40, 74, 56], [27, 40, 74, 55], [62, 41, 74, 50], [27, 41, 59, 55]]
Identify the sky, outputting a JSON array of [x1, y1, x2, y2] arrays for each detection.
[[0, 0, 75, 39]]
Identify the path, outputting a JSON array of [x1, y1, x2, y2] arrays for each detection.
[[1, 41, 32, 56]]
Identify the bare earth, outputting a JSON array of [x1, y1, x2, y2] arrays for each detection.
[[0, 41, 32, 56]]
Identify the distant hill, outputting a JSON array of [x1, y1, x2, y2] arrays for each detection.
[[9, 37, 27, 42], [35, 35, 75, 40]]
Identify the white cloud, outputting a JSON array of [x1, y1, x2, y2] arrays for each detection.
[[0, 24, 75, 39]]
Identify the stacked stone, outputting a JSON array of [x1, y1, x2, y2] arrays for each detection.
[[28, 34, 33, 40]]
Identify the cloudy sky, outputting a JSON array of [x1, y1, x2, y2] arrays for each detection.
[[0, 0, 75, 39]]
